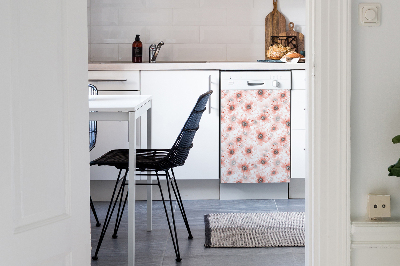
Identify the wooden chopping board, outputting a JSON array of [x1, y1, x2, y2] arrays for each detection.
[[279, 22, 304, 52], [265, 0, 286, 59]]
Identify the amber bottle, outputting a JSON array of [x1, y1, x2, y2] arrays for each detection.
[[132, 35, 142, 63]]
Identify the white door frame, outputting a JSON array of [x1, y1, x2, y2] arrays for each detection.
[[306, 0, 351, 265]]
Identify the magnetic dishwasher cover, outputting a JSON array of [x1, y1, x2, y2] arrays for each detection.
[[220, 71, 291, 184]]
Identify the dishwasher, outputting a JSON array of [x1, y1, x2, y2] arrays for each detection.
[[220, 71, 291, 184]]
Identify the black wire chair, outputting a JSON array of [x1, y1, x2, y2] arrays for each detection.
[[89, 84, 101, 227], [90, 90, 213, 262]]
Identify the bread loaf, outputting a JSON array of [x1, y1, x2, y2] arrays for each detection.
[[283, 52, 304, 59]]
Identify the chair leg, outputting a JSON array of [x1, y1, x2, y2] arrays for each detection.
[[92, 169, 128, 261], [156, 171, 182, 262], [112, 178, 128, 239], [168, 169, 193, 239], [90, 196, 101, 227]]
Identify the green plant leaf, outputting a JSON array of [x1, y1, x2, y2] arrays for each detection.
[[392, 135, 400, 144], [388, 158, 400, 177]]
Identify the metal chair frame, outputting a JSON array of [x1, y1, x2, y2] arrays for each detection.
[[89, 84, 101, 227], [90, 91, 213, 262]]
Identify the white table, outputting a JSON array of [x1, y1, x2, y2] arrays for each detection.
[[89, 95, 152, 266]]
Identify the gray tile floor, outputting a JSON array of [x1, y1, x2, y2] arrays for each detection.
[[91, 199, 305, 266]]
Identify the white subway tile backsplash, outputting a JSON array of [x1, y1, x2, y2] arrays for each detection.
[[88, 0, 305, 62], [118, 44, 132, 61], [200, 0, 253, 9], [91, 0, 146, 8], [227, 43, 264, 61], [224, 0, 254, 8], [253, 0, 270, 9], [200, 26, 252, 44], [173, 8, 226, 26], [200, 26, 265, 45], [199, 0, 228, 8], [91, 7, 118, 26], [172, 44, 226, 61], [280, 1, 306, 25], [146, 0, 199, 9], [227, 8, 266, 26], [91, 26, 146, 44], [252, 26, 265, 44], [119, 8, 173, 26], [91, 44, 119, 61], [147, 26, 199, 44]]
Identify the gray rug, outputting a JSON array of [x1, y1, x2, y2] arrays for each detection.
[[204, 212, 305, 248]]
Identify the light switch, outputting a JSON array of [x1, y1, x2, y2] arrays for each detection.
[[359, 3, 381, 26]]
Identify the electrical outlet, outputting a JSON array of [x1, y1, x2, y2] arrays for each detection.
[[368, 194, 391, 219]]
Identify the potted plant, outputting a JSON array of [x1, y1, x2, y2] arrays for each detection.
[[388, 135, 400, 176]]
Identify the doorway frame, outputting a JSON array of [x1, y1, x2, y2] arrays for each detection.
[[306, 0, 351, 265]]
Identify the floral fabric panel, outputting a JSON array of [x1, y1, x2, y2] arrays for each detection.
[[220, 89, 291, 183]]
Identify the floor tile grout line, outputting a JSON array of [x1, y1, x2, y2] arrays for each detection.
[[273, 199, 279, 211]]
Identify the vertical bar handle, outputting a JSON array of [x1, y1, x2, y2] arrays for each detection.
[[208, 75, 212, 114]]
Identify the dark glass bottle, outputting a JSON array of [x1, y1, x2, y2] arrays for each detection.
[[132, 35, 142, 63]]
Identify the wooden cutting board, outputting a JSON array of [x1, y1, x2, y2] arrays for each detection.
[[265, 0, 286, 59], [279, 22, 304, 52]]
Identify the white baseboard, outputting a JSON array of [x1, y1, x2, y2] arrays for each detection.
[[351, 220, 400, 266], [220, 183, 288, 200], [90, 179, 220, 201], [90, 179, 305, 201], [289, 178, 305, 198]]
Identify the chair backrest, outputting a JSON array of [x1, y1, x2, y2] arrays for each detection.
[[89, 84, 98, 151], [163, 90, 213, 169]]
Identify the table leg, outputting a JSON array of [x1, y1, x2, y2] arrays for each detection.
[[147, 104, 152, 232], [128, 112, 136, 266]]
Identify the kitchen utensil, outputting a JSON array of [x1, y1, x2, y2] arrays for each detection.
[[265, 0, 287, 59], [279, 22, 304, 52]]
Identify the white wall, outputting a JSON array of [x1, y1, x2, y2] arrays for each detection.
[[87, 0, 305, 62], [351, 1, 400, 264], [351, 0, 400, 220]]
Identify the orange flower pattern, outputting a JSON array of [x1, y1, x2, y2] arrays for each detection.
[[220, 89, 291, 183]]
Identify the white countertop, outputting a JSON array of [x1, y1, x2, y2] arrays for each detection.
[[89, 95, 152, 112], [89, 62, 306, 71]]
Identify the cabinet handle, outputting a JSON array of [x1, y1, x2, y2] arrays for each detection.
[[88, 79, 127, 82], [208, 75, 212, 114], [247, 81, 264, 86]]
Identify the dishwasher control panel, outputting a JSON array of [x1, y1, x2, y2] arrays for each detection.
[[220, 71, 291, 90]]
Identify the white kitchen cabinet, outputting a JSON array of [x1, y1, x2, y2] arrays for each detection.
[[291, 129, 306, 178], [88, 71, 140, 91], [141, 70, 219, 180], [291, 90, 306, 130], [292, 69, 306, 90], [88, 71, 141, 180], [291, 70, 306, 179]]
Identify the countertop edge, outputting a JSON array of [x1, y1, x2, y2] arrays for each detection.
[[88, 62, 307, 71]]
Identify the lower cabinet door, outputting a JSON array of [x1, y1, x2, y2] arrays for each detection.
[[291, 129, 306, 179], [141, 70, 219, 180]]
